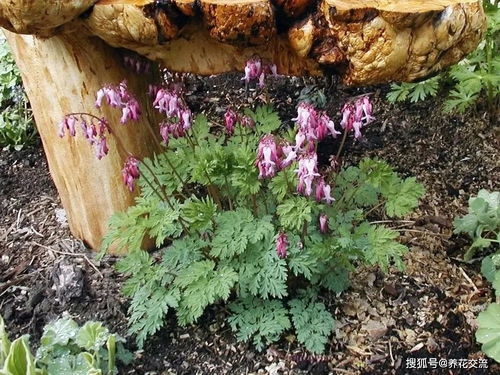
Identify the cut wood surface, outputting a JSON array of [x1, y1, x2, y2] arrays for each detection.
[[4, 31, 162, 250], [0, 0, 97, 35], [0, 0, 488, 84]]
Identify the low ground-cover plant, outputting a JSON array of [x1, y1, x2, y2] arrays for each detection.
[[454, 190, 500, 362], [0, 314, 131, 375], [0, 33, 35, 150], [387, 1, 499, 116], [454, 189, 500, 260], [63, 58, 425, 354]]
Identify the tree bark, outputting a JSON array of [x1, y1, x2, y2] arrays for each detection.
[[4, 30, 162, 250], [82, 0, 486, 84]]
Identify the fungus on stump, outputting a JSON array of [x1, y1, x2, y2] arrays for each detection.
[[0, 0, 487, 249]]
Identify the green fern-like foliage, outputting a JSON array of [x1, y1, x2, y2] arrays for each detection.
[[277, 197, 314, 232], [387, 76, 440, 103], [103, 105, 425, 353], [289, 296, 335, 354], [244, 105, 282, 134], [228, 298, 291, 351]]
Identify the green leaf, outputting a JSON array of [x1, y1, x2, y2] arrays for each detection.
[[230, 146, 261, 198], [482, 256, 497, 284], [454, 190, 500, 257], [40, 317, 79, 348], [443, 89, 479, 113], [287, 237, 319, 280], [315, 264, 350, 293], [289, 298, 335, 353], [0, 316, 11, 364], [101, 201, 152, 254], [128, 286, 180, 348], [493, 273, 500, 297], [362, 225, 408, 272], [75, 322, 110, 352], [228, 298, 290, 351], [277, 197, 313, 232], [182, 196, 217, 232], [269, 168, 296, 202], [175, 261, 238, 325], [244, 105, 281, 134], [383, 177, 425, 218], [145, 201, 183, 247], [386, 76, 440, 103], [192, 114, 210, 141], [210, 208, 255, 259], [106, 335, 116, 375], [236, 238, 288, 300], [477, 303, 500, 362], [4, 337, 36, 375], [139, 149, 192, 197], [386, 83, 410, 103], [247, 215, 275, 244]]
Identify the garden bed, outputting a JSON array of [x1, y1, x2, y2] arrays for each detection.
[[0, 75, 498, 374]]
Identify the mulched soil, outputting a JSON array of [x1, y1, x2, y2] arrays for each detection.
[[0, 74, 499, 375]]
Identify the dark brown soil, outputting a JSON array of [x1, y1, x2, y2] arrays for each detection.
[[0, 75, 498, 375]]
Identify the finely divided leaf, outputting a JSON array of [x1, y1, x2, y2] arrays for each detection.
[[289, 299, 335, 353]]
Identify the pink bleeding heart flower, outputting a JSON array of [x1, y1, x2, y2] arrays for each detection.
[[256, 135, 281, 179], [224, 108, 238, 135], [296, 152, 320, 196], [319, 214, 329, 234], [315, 178, 335, 204], [276, 232, 289, 259], [95, 80, 142, 124], [122, 156, 141, 192], [95, 137, 109, 160], [242, 56, 263, 83], [281, 144, 297, 169], [240, 115, 255, 128], [340, 96, 375, 139], [180, 108, 192, 130]]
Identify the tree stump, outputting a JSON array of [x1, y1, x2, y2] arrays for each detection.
[[4, 31, 162, 249], [0, 0, 487, 249]]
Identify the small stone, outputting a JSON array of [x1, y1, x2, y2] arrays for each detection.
[[364, 319, 387, 340]]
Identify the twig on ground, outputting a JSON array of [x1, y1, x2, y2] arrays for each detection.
[[396, 229, 448, 238], [389, 340, 395, 367], [459, 266, 480, 294], [32, 241, 103, 279]]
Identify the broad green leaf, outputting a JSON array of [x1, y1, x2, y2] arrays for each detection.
[[4, 337, 36, 375], [40, 317, 79, 348], [482, 256, 497, 284], [75, 322, 109, 352], [0, 316, 11, 364], [477, 303, 500, 362]]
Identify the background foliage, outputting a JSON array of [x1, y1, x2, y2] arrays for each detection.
[[0, 33, 35, 150]]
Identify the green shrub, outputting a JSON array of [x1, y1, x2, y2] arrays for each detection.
[[102, 101, 424, 353], [0, 33, 35, 150]]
